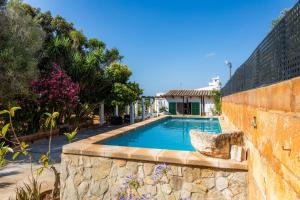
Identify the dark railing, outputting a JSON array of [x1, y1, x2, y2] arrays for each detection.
[[222, 1, 300, 96]]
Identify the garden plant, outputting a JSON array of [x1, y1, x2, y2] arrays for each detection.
[[0, 106, 77, 200]]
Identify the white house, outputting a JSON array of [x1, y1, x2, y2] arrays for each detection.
[[159, 77, 221, 116], [153, 92, 169, 112], [196, 76, 221, 91]]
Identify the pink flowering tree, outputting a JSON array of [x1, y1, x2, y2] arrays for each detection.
[[31, 64, 80, 112]]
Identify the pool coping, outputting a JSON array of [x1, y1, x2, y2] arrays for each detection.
[[62, 115, 247, 171]]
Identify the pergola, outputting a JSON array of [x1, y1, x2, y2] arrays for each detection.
[[99, 96, 156, 125]]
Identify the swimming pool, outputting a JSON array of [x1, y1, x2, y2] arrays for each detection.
[[100, 117, 221, 151]]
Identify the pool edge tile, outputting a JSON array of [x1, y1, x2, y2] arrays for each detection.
[[80, 144, 107, 156], [104, 146, 137, 159], [157, 150, 190, 165], [218, 159, 248, 170], [62, 142, 85, 155], [130, 148, 162, 161], [185, 152, 219, 168]]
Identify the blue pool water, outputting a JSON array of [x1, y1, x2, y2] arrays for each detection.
[[100, 118, 221, 151]]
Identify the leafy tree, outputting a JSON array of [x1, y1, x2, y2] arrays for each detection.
[[111, 82, 143, 107], [20, 3, 125, 105], [70, 43, 108, 103], [102, 48, 123, 67], [51, 15, 74, 37], [105, 62, 132, 83], [212, 90, 221, 115], [69, 30, 87, 51], [47, 36, 72, 67], [144, 98, 151, 109], [1, 1, 142, 122], [87, 38, 105, 50], [0, 0, 45, 102], [104, 62, 140, 108], [14, 97, 40, 135]]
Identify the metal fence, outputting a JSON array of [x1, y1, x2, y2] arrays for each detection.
[[222, 1, 300, 96]]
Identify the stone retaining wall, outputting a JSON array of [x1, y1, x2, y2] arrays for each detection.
[[222, 77, 300, 199], [60, 154, 247, 200]]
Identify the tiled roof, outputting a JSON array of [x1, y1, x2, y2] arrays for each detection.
[[161, 90, 213, 97]]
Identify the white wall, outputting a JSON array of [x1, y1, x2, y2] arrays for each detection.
[[204, 96, 214, 116], [165, 96, 215, 116], [154, 97, 169, 112]]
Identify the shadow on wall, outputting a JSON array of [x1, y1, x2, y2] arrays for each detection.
[[222, 77, 300, 200]]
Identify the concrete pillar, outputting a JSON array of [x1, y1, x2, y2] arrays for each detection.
[[126, 105, 130, 115], [134, 101, 139, 118], [114, 105, 119, 116], [141, 98, 145, 121], [100, 101, 105, 125], [130, 102, 135, 124], [156, 101, 160, 117], [151, 99, 155, 114]]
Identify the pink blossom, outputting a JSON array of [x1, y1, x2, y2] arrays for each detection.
[[31, 64, 80, 110]]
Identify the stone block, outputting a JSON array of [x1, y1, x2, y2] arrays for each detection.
[[143, 163, 155, 176], [216, 177, 228, 191], [91, 160, 112, 180], [230, 145, 245, 162], [190, 130, 243, 159], [201, 169, 215, 178], [196, 177, 215, 190], [113, 159, 127, 167], [162, 184, 172, 194], [169, 176, 183, 191]]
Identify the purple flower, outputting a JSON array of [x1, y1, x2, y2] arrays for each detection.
[[129, 193, 135, 200], [124, 175, 134, 185], [123, 175, 141, 190], [119, 195, 125, 200], [116, 186, 127, 200], [152, 164, 169, 183]]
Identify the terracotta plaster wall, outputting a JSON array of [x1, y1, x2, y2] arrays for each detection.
[[222, 77, 300, 200]]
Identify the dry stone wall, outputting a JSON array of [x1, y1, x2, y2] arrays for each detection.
[[60, 154, 247, 200]]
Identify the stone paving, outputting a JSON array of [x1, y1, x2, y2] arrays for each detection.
[[0, 124, 124, 200]]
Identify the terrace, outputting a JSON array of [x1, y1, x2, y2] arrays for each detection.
[[0, 0, 299, 200], [59, 1, 300, 200]]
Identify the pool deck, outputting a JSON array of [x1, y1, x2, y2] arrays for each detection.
[[63, 115, 247, 171]]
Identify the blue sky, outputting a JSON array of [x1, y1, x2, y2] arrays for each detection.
[[24, 0, 297, 95]]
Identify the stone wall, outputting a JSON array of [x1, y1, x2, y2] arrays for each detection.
[[60, 154, 247, 200], [222, 77, 300, 200]]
